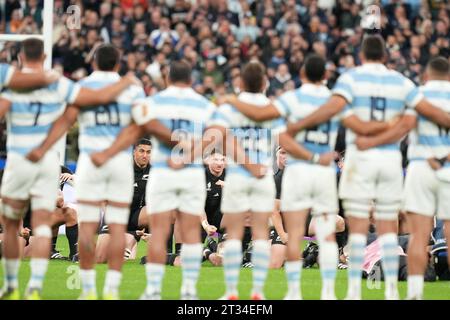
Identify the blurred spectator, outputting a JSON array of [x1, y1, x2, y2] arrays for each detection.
[[207, 0, 239, 27], [23, 0, 42, 26], [7, 9, 23, 33], [235, 13, 260, 42], [202, 57, 224, 86], [150, 17, 179, 50], [269, 63, 291, 95], [168, 0, 191, 24]]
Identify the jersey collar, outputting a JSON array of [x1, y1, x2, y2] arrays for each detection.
[[89, 70, 121, 81]]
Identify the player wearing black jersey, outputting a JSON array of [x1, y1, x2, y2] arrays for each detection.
[[201, 152, 226, 239], [96, 139, 152, 262]]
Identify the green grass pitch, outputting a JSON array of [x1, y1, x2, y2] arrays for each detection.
[[1, 236, 449, 300]]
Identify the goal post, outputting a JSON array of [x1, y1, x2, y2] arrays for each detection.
[[0, 0, 66, 165]]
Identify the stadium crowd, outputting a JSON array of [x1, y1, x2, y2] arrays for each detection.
[[1, 0, 449, 93], [1, 0, 449, 160], [0, 0, 449, 300], [0, 0, 448, 156]]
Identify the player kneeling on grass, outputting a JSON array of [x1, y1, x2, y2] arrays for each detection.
[[19, 187, 78, 260], [96, 138, 153, 263]]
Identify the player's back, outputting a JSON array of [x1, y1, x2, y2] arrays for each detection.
[[275, 83, 338, 162], [217, 92, 281, 171], [408, 80, 450, 161], [136, 85, 216, 168], [77, 71, 144, 155], [3, 75, 78, 156], [335, 63, 419, 150]]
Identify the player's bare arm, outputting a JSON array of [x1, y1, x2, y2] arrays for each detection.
[[428, 157, 444, 171], [73, 72, 139, 107], [427, 153, 450, 171], [342, 114, 390, 136], [355, 114, 417, 151], [91, 120, 175, 167], [223, 94, 281, 121], [90, 123, 143, 167], [279, 132, 335, 166], [8, 69, 60, 89], [202, 124, 267, 178], [287, 94, 347, 136], [415, 98, 450, 128], [230, 133, 268, 178], [272, 200, 287, 244], [201, 213, 217, 236], [140, 118, 176, 146], [26, 105, 79, 162], [0, 98, 12, 119], [170, 125, 224, 170]]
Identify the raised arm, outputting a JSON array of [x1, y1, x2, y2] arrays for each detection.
[[355, 114, 416, 151], [26, 105, 79, 162], [224, 95, 281, 121], [73, 73, 139, 107], [342, 115, 389, 136], [8, 69, 59, 89], [287, 95, 347, 136], [415, 99, 450, 128]]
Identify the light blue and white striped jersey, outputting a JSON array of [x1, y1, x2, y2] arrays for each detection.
[[211, 92, 284, 176], [0, 63, 14, 91], [1, 71, 80, 155], [273, 83, 339, 164], [408, 80, 450, 166], [77, 71, 145, 155], [132, 85, 216, 168], [333, 63, 423, 150]]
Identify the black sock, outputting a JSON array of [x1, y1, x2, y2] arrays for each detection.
[[204, 249, 212, 261], [66, 224, 78, 258], [166, 224, 174, 253], [207, 238, 218, 252], [166, 253, 177, 266], [175, 243, 182, 255], [51, 236, 58, 252], [336, 231, 347, 249]]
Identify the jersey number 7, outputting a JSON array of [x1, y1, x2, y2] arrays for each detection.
[[29, 102, 42, 126]]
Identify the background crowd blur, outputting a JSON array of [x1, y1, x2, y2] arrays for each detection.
[[0, 0, 449, 161]]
